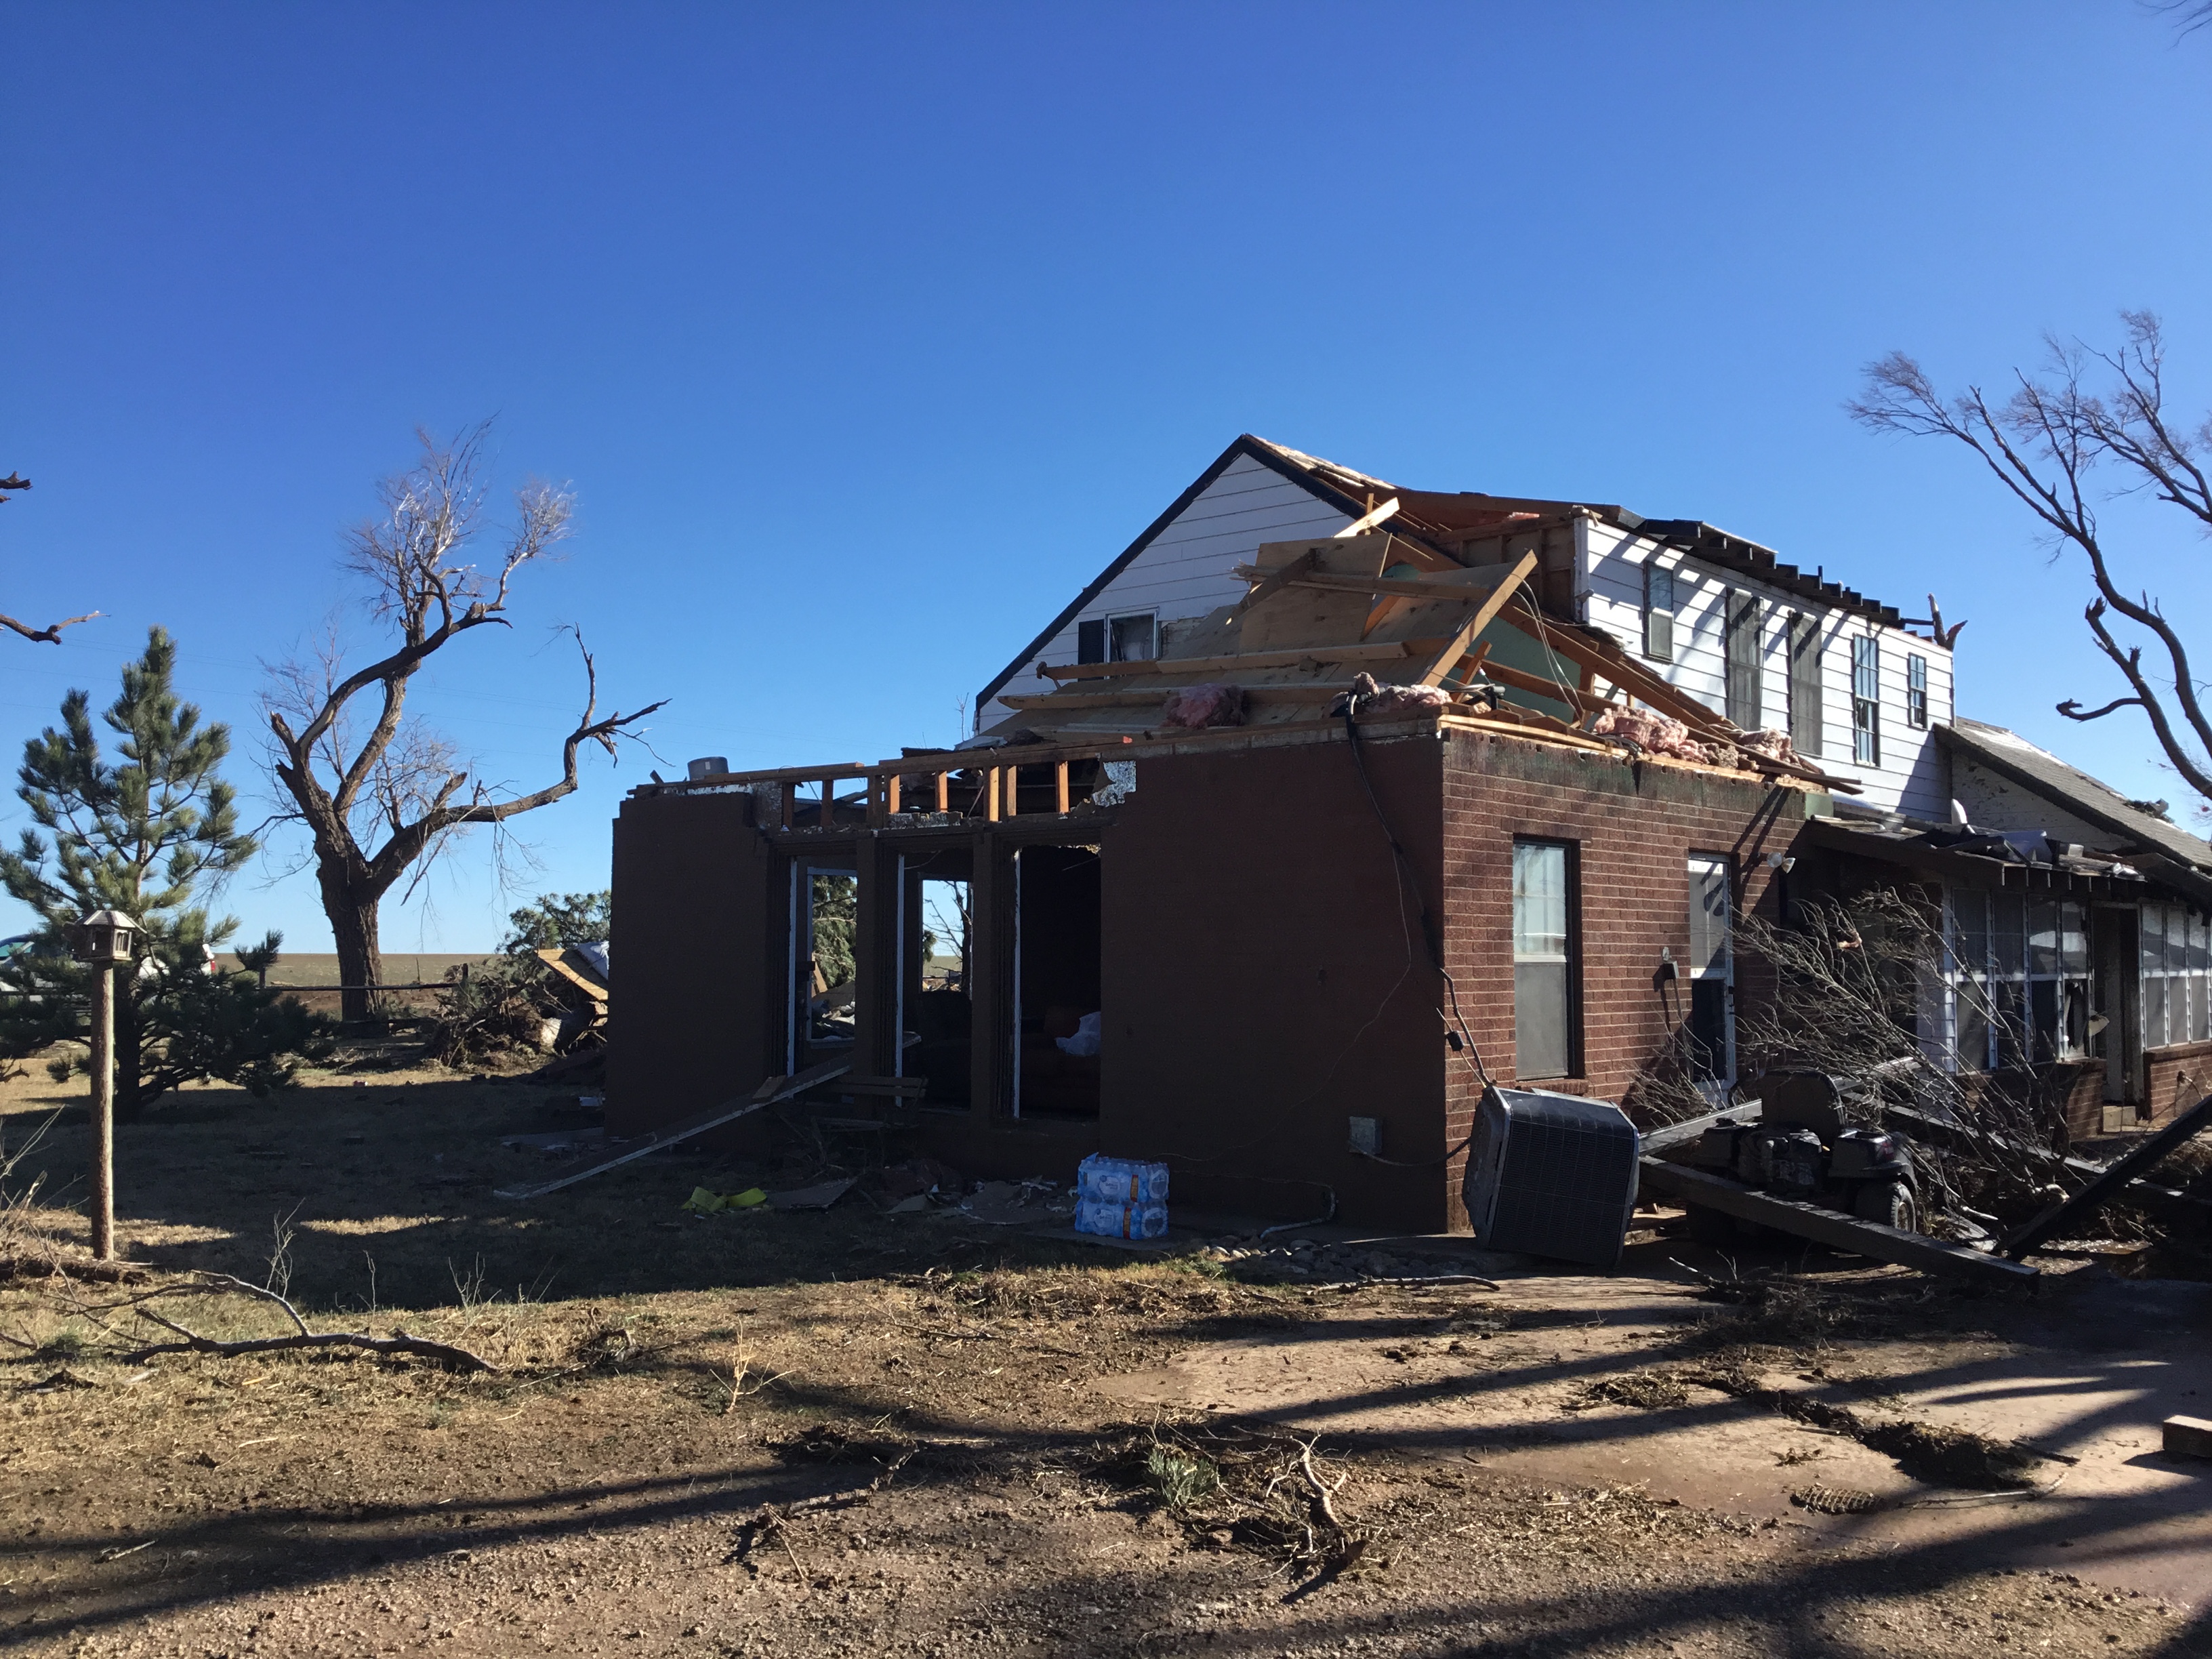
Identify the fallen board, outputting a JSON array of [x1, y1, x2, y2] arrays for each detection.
[[1639, 1101, 1763, 1158], [2001, 1088, 2212, 1258], [492, 1057, 854, 1200], [1638, 1158, 2039, 1287]]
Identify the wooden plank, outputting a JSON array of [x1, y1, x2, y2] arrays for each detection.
[[1637, 1158, 2039, 1286], [1002, 684, 1374, 712], [1231, 548, 1319, 618], [493, 1058, 856, 1200], [532, 948, 609, 1000], [2002, 1089, 2212, 1258], [1414, 552, 1538, 686], [1240, 535, 1393, 653], [1038, 640, 1441, 682], [1468, 657, 1600, 715], [1229, 563, 1532, 604], [1334, 495, 1400, 537]]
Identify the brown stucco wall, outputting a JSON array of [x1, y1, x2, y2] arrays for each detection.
[[1097, 728, 1451, 1231], [608, 790, 780, 1141]]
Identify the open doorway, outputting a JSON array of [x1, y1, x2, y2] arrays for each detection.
[[1014, 844, 1103, 1119], [905, 854, 974, 1110], [788, 862, 857, 1074]]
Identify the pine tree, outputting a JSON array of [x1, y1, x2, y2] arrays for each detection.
[[0, 628, 331, 1113]]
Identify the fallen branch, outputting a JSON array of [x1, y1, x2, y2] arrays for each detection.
[[729, 1442, 922, 1573], [122, 1323, 496, 1372]]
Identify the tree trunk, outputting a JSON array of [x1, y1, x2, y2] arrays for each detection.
[[327, 882, 386, 1025]]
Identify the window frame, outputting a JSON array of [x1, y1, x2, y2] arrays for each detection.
[[1511, 838, 1582, 1081], [1850, 634, 1881, 767], [1107, 611, 1158, 663], [2139, 902, 2212, 1049], [1938, 888, 2093, 1071], [1723, 590, 1763, 728], [1906, 653, 1929, 730], [1642, 562, 1675, 663], [1787, 611, 1823, 757]]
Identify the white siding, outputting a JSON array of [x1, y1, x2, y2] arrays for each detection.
[[979, 454, 1350, 726], [1952, 757, 2116, 845], [1580, 522, 1954, 818]]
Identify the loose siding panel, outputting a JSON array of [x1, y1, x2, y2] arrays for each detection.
[[1582, 523, 1952, 818], [977, 455, 1347, 726]]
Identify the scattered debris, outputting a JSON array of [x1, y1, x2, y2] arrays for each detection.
[[682, 1186, 766, 1214], [1791, 1483, 1887, 1515], [1570, 1371, 1690, 1412], [2163, 1415, 2212, 1459], [766, 1178, 856, 1212]]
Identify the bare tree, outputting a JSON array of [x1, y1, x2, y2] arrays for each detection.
[[266, 426, 665, 1021], [0, 473, 100, 643], [1851, 313, 2212, 815]]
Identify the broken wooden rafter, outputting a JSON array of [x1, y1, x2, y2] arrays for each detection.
[[2001, 1089, 2212, 1259], [1413, 552, 1539, 686], [1334, 496, 1400, 537], [1000, 682, 1378, 712], [1227, 562, 1530, 605], [1037, 639, 1450, 682], [1637, 1158, 2039, 1287]]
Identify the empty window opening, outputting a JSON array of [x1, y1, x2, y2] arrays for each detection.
[[789, 863, 857, 1073], [1512, 840, 1578, 1080], [1109, 613, 1157, 663], [1787, 613, 1822, 757], [1014, 844, 1103, 1119], [1686, 855, 1736, 1092], [1723, 592, 1763, 728]]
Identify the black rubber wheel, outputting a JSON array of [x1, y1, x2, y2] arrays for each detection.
[[1851, 1179, 1919, 1233], [1684, 1204, 1735, 1244]]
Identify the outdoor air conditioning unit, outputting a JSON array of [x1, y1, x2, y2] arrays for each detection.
[[1462, 1086, 1641, 1269]]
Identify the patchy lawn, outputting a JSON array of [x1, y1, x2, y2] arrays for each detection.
[[0, 1050, 2202, 1657]]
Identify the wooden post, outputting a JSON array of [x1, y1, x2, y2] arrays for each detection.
[[780, 783, 794, 831], [886, 773, 903, 817], [935, 772, 950, 813], [986, 766, 1003, 823], [88, 964, 115, 1262], [968, 832, 1006, 1120], [853, 838, 895, 1078], [1054, 760, 1070, 815]]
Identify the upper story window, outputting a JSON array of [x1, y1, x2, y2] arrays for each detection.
[[1077, 611, 1158, 665], [1642, 564, 1675, 663], [1787, 613, 1822, 758], [1850, 635, 1881, 766], [1723, 591, 1763, 728], [1906, 653, 1929, 729]]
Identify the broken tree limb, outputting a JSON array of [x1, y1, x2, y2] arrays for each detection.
[[123, 1321, 497, 1373], [1637, 1158, 2039, 1286], [493, 1056, 855, 1200], [2001, 1089, 2212, 1259]]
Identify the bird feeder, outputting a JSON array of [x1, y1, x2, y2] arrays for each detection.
[[73, 908, 138, 966]]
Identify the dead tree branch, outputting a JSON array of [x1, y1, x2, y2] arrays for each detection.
[[121, 1323, 495, 1372], [262, 425, 665, 1018], [1851, 314, 2212, 811]]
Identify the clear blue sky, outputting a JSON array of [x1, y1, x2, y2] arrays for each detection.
[[5, 2, 2209, 952]]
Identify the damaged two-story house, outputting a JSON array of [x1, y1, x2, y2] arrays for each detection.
[[611, 435, 2212, 1231]]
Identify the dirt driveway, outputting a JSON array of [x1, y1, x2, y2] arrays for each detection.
[[0, 1058, 2205, 1657]]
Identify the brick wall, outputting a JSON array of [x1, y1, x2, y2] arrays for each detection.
[[1437, 730, 1811, 1230]]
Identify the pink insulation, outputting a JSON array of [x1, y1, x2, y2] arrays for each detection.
[[1158, 682, 1246, 729]]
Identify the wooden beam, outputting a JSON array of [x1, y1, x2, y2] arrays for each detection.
[[493, 1058, 855, 1200], [2002, 1089, 2212, 1257], [1038, 639, 1443, 682], [1637, 1158, 2039, 1286], [1002, 682, 1378, 711], [1229, 563, 1531, 604], [1414, 552, 1538, 686], [1232, 548, 1319, 616], [1334, 495, 1400, 537]]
